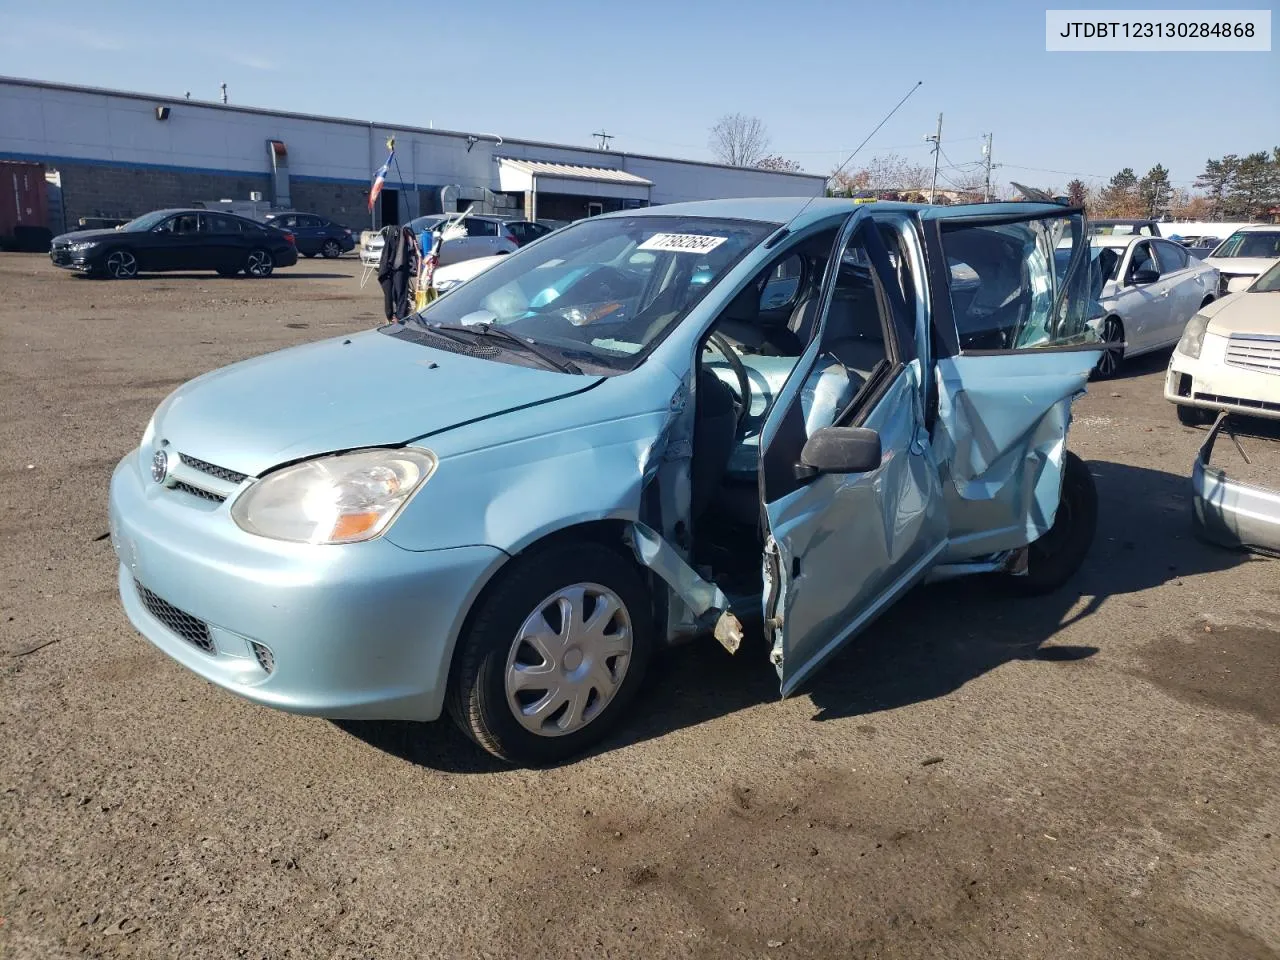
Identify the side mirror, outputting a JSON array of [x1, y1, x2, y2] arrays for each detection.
[[1131, 267, 1161, 285], [797, 426, 881, 478]]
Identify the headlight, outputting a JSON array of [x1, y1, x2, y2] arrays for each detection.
[[1177, 313, 1211, 360], [231, 448, 437, 544], [68, 240, 100, 252]]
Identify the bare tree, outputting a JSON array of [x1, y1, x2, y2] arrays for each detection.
[[757, 155, 803, 173], [851, 153, 931, 193], [709, 114, 771, 167]]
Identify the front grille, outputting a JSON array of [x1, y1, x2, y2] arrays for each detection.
[[1225, 335, 1280, 375], [178, 453, 247, 485], [134, 580, 214, 653], [1194, 391, 1280, 414], [172, 480, 226, 503], [250, 641, 276, 675]]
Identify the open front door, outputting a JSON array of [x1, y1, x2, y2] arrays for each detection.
[[760, 210, 947, 696], [921, 206, 1103, 560]]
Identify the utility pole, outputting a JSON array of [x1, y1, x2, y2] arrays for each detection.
[[220, 82, 228, 104], [982, 133, 994, 202], [592, 130, 614, 151], [925, 113, 942, 204]]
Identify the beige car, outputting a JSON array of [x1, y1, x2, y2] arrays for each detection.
[[1166, 260, 1280, 425]]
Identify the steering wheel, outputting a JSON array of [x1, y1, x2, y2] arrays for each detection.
[[705, 332, 752, 435]]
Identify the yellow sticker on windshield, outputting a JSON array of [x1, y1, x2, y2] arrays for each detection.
[[638, 233, 728, 255]]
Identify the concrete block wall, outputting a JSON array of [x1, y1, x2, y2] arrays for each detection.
[[55, 162, 270, 227], [289, 181, 376, 228]]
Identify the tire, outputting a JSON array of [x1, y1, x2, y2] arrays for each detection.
[[1091, 316, 1124, 380], [1002, 451, 1097, 596], [447, 542, 654, 766], [321, 239, 342, 258], [1177, 404, 1214, 427], [245, 248, 274, 278], [215, 265, 240, 277]]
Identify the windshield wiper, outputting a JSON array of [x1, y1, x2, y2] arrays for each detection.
[[432, 323, 582, 375]]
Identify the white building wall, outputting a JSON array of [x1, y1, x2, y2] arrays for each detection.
[[0, 77, 826, 201]]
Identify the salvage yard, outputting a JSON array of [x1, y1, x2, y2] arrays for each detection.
[[1, 253, 1278, 958]]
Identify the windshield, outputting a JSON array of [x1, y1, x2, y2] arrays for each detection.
[[1252, 260, 1280, 293], [1211, 231, 1280, 260], [122, 211, 174, 232], [409, 215, 774, 370]]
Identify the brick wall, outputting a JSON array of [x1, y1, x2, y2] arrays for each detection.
[[290, 181, 375, 229]]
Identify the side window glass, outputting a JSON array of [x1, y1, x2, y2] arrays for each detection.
[[1155, 240, 1187, 273], [1128, 242, 1157, 280], [300, 215, 320, 228], [761, 254, 803, 310], [465, 218, 498, 237], [173, 214, 200, 234], [152, 217, 175, 234], [941, 213, 1092, 350]]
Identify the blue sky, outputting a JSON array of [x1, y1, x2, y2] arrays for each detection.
[[1, 0, 1275, 190]]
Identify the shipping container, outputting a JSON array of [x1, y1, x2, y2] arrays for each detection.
[[0, 160, 51, 251]]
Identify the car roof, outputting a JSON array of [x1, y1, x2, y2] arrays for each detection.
[[1090, 235, 1144, 248], [597, 197, 1072, 232], [1232, 224, 1280, 232]]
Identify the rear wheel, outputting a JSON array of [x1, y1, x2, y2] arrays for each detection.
[[103, 249, 138, 279], [447, 542, 653, 766], [321, 239, 342, 258], [1092, 316, 1124, 380], [245, 248, 274, 278], [1002, 451, 1097, 595]]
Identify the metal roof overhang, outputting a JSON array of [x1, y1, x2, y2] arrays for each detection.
[[497, 157, 652, 201]]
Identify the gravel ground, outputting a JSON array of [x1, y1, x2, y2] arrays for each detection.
[[1, 253, 1277, 959]]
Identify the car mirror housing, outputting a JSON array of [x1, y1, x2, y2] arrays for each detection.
[[1131, 267, 1160, 285], [797, 427, 882, 478]]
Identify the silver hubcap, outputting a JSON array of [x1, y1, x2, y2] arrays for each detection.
[[323, 241, 339, 256], [504, 583, 632, 737], [247, 250, 271, 275], [1097, 319, 1122, 376], [107, 250, 136, 277]]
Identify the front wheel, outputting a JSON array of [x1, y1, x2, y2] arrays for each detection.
[[245, 248, 274, 277], [447, 542, 653, 766], [103, 249, 138, 279], [1177, 403, 1214, 427], [1092, 316, 1124, 380], [1002, 451, 1097, 596], [321, 239, 342, 258]]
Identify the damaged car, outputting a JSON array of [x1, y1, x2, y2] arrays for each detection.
[[1193, 414, 1280, 556], [108, 198, 1103, 765]]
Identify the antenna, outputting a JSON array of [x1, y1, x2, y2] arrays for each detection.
[[219, 82, 228, 104], [785, 81, 923, 230], [592, 130, 614, 150]]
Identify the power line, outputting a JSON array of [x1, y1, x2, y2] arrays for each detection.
[[592, 129, 614, 150]]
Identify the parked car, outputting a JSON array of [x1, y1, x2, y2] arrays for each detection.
[[1074, 234, 1218, 378], [50, 209, 298, 279], [429, 254, 503, 296], [504, 220, 554, 247], [361, 214, 519, 269], [1202, 226, 1280, 296], [108, 198, 1102, 765], [1088, 218, 1162, 238], [263, 212, 355, 258], [1165, 259, 1280, 426]]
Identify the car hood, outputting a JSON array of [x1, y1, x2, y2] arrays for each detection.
[[1203, 290, 1280, 337], [152, 329, 602, 477], [1203, 256, 1279, 276], [433, 255, 503, 284], [52, 227, 123, 244]]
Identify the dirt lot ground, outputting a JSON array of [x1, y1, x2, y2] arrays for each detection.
[[1, 253, 1277, 959]]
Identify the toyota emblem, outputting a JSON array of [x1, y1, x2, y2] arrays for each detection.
[[151, 449, 169, 484]]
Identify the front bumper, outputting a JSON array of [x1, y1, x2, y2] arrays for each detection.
[[50, 249, 93, 271], [1192, 414, 1280, 555], [108, 453, 506, 720], [1165, 336, 1280, 420]]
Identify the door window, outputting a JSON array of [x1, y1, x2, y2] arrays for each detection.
[[940, 213, 1093, 350], [170, 213, 201, 235], [203, 214, 243, 234], [273, 215, 297, 229], [296, 215, 320, 228], [1154, 239, 1188, 273], [1127, 241, 1158, 282], [464, 218, 499, 237]]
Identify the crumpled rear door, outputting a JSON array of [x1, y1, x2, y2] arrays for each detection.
[[921, 207, 1103, 560]]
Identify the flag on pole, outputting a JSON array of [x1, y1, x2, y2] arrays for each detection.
[[367, 137, 396, 212]]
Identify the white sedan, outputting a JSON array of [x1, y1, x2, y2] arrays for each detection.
[[1166, 260, 1280, 425], [1202, 225, 1280, 296], [1081, 235, 1219, 379], [428, 254, 503, 296]]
